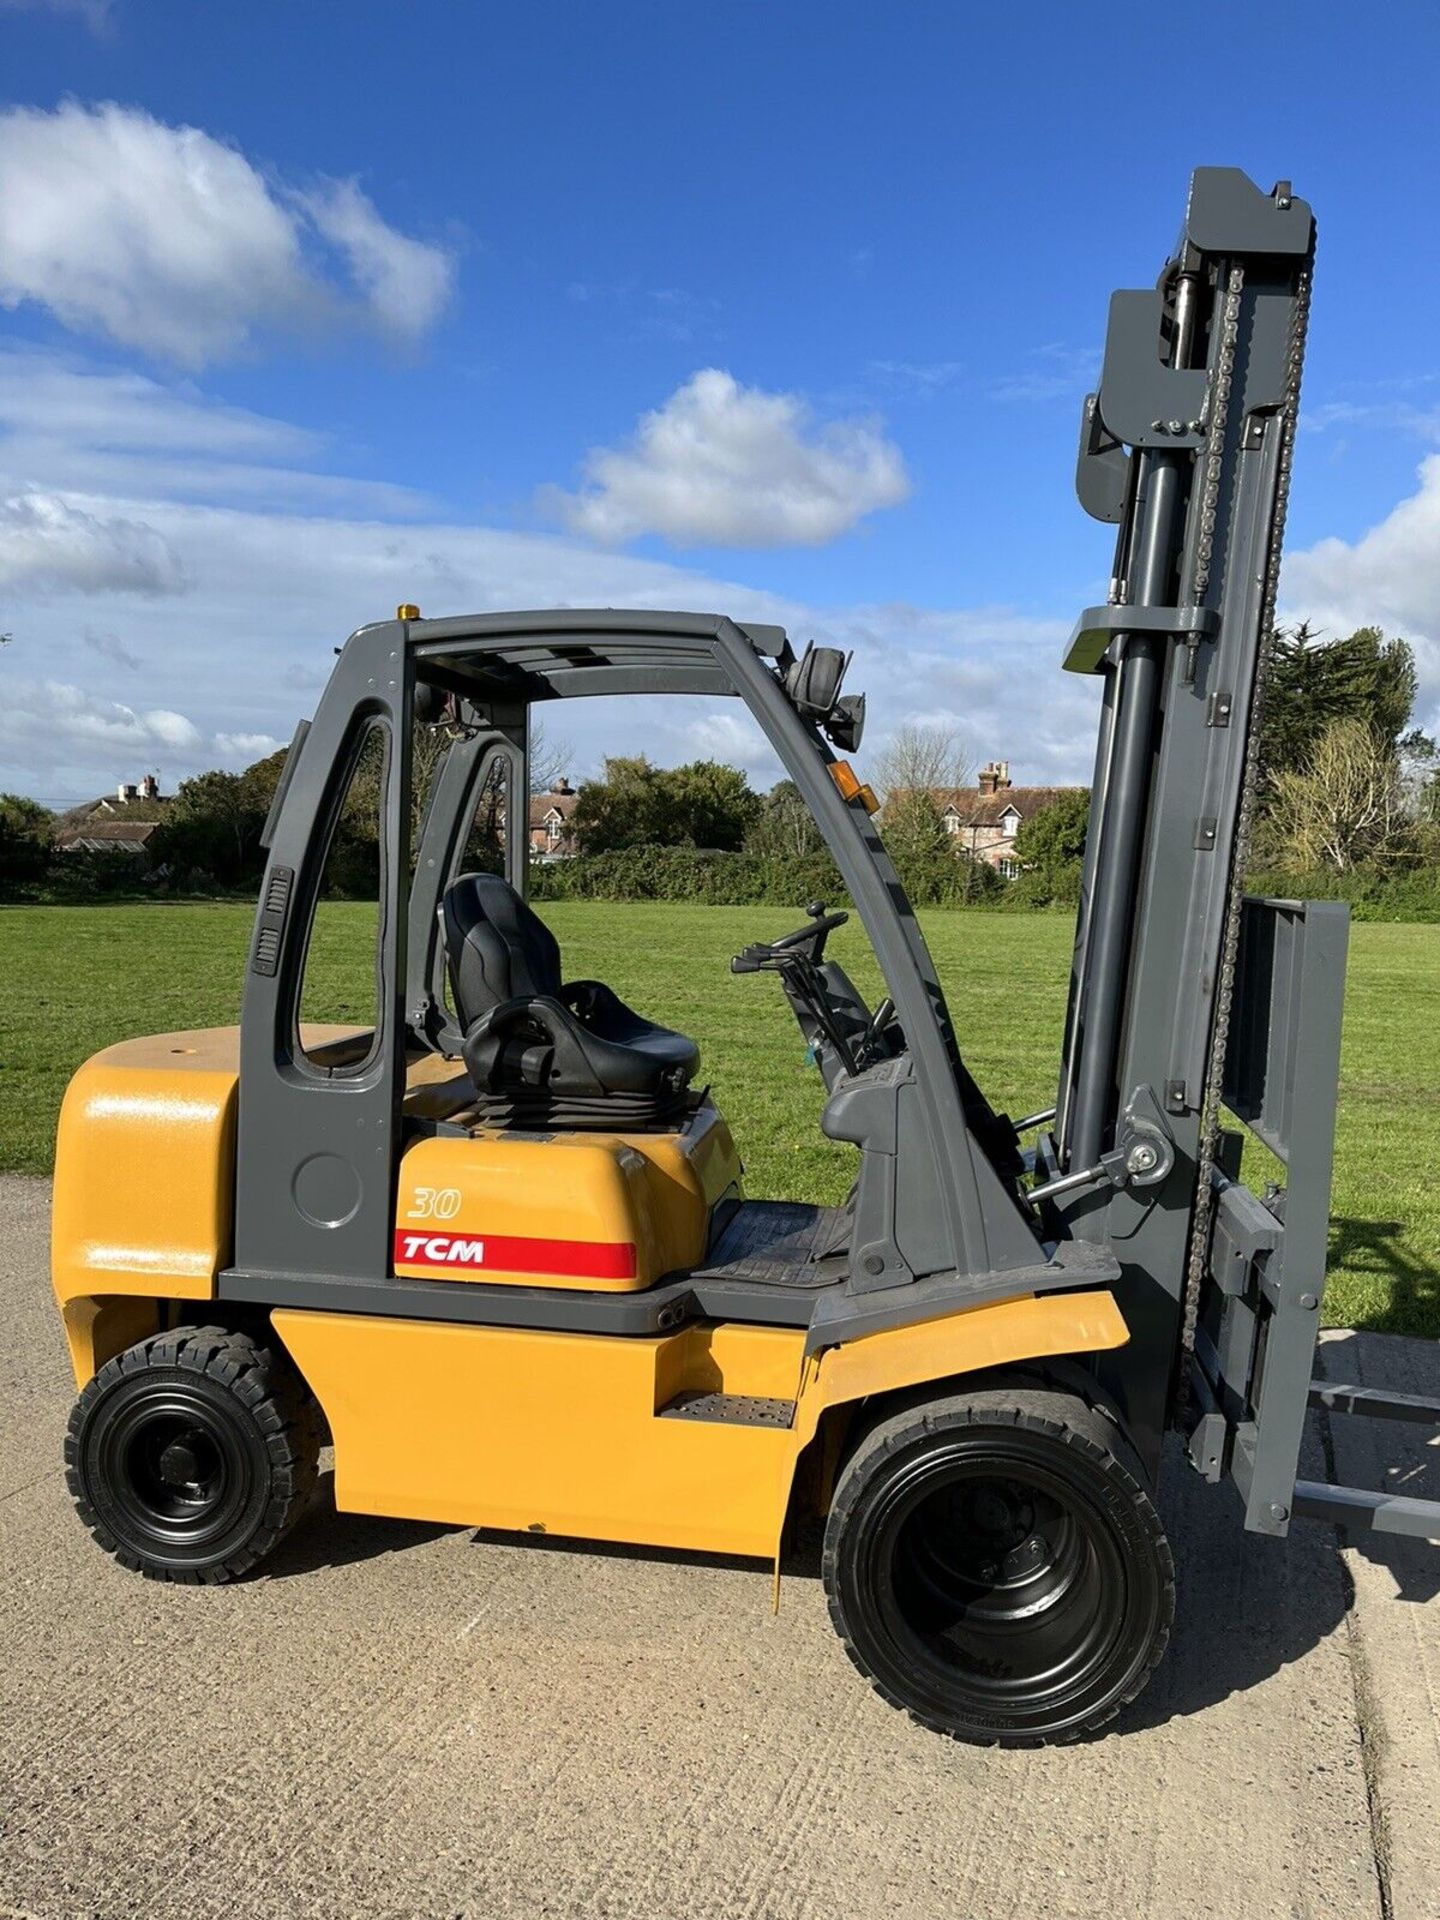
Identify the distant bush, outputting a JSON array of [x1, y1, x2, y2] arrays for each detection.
[[1244, 865, 1440, 923], [1, 846, 158, 904], [991, 866, 1081, 911], [528, 841, 1017, 910], [530, 845, 847, 907]]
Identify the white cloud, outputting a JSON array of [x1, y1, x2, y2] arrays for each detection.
[[0, 349, 313, 458], [0, 347, 429, 513], [991, 343, 1100, 405], [547, 368, 910, 548], [869, 359, 965, 395], [0, 679, 200, 765], [0, 481, 1095, 804], [300, 179, 453, 342], [0, 102, 453, 365], [0, 0, 110, 26], [0, 491, 184, 594], [0, 680, 296, 799], [1302, 399, 1440, 441], [214, 730, 284, 762], [1283, 455, 1440, 735]]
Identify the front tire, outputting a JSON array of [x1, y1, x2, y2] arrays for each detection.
[[823, 1386, 1174, 1746], [64, 1325, 321, 1584]]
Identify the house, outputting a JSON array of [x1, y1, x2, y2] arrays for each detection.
[[527, 780, 579, 858], [898, 761, 1084, 878], [54, 774, 167, 856]]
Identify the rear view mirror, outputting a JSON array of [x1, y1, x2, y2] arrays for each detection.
[[785, 643, 850, 721]]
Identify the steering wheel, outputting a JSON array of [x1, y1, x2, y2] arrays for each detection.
[[730, 901, 848, 973]]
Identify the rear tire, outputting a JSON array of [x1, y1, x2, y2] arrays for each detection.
[[823, 1386, 1174, 1746], [64, 1324, 322, 1585]]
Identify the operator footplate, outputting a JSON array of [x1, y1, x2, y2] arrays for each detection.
[[691, 1201, 847, 1291]]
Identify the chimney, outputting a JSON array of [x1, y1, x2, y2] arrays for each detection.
[[118, 781, 137, 804], [554, 777, 574, 795], [995, 760, 1012, 790], [140, 773, 159, 801], [977, 762, 999, 796]]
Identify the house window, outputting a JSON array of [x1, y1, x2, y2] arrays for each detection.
[[998, 857, 1019, 880], [1001, 809, 1021, 839], [944, 814, 959, 834]]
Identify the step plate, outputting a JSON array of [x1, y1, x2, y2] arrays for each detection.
[[658, 1390, 795, 1428]]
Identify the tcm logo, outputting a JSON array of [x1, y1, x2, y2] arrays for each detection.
[[397, 1232, 486, 1267]]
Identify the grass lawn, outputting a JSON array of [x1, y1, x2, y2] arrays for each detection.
[[2, 900, 1435, 1338]]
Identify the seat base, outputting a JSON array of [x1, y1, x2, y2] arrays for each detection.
[[469, 1082, 691, 1132]]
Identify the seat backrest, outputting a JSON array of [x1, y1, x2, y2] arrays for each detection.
[[443, 873, 563, 1028]]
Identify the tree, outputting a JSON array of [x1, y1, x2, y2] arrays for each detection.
[[870, 722, 974, 803], [572, 757, 663, 853], [155, 769, 270, 886], [0, 793, 53, 885], [1259, 624, 1419, 790], [663, 760, 761, 849], [572, 757, 759, 854], [1398, 725, 1439, 820], [743, 780, 827, 861], [1269, 718, 1412, 872], [451, 716, 575, 866], [1013, 789, 1091, 887], [879, 788, 999, 904], [881, 788, 952, 863]]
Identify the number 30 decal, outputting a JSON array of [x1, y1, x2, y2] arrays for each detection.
[[406, 1186, 463, 1221]]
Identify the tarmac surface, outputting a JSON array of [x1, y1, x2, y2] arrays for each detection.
[[1, 1171, 1437, 1920]]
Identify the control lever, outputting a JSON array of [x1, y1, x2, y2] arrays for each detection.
[[858, 996, 895, 1064]]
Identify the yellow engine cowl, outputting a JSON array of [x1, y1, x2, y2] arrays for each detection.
[[50, 1023, 364, 1384], [394, 1101, 743, 1292]]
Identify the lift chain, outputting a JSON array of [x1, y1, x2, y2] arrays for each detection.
[[1188, 265, 1244, 612], [1177, 250, 1314, 1413]]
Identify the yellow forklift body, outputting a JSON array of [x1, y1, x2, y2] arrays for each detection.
[[274, 1290, 1129, 1558], [393, 1105, 742, 1291], [51, 1023, 355, 1385], [51, 1027, 241, 1385]]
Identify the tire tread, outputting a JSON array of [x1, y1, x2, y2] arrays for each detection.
[[64, 1323, 321, 1586], [822, 1385, 1176, 1747]]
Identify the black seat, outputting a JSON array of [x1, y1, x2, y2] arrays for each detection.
[[442, 873, 700, 1128]]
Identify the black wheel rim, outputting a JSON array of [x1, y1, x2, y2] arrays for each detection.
[[869, 1444, 1128, 1727], [88, 1383, 259, 1559]]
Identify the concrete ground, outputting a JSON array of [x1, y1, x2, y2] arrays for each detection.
[[1, 1174, 1436, 1920]]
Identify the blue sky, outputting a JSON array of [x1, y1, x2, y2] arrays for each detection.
[[2, 0, 1439, 803]]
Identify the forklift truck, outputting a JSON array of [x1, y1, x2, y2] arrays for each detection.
[[51, 168, 1440, 1746]]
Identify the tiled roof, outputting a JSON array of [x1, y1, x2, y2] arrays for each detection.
[[58, 796, 168, 828], [941, 785, 1076, 827], [889, 784, 1080, 826], [54, 818, 161, 850], [527, 790, 579, 829]]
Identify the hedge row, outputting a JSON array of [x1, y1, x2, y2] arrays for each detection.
[[8, 846, 1439, 922], [528, 846, 848, 906], [530, 850, 1440, 919], [1244, 865, 1440, 923]]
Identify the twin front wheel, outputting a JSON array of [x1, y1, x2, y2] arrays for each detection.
[[65, 1335, 1172, 1742]]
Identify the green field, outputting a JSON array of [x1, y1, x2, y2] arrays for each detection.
[[2, 901, 1435, 1337]]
